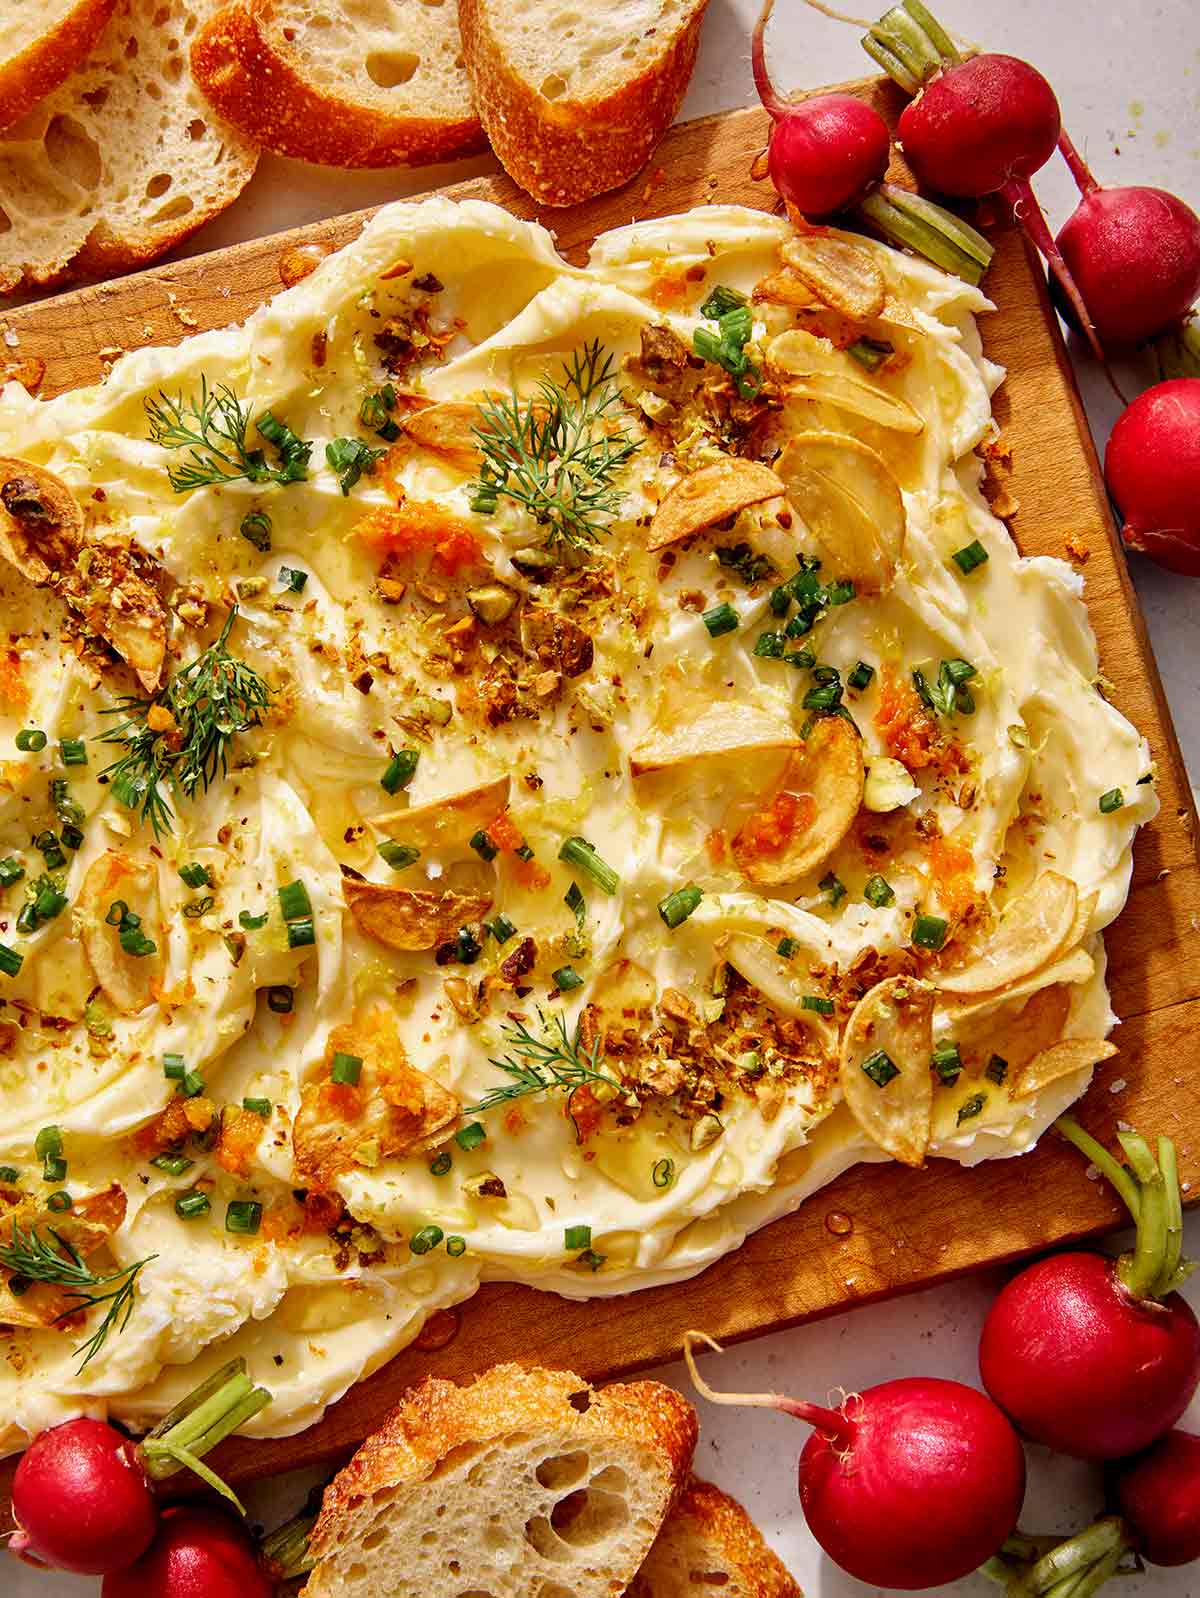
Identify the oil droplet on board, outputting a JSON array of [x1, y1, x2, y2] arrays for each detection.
[[825, 1210, 854, 1236], [278, 240, 333, 287]]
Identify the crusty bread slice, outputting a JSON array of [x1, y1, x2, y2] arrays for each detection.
[[0, 0, 118, 134], [302, 1363, 698, 1598], [0, 0, 258, 294], [628, 1478, 802, 1598], [191, 0, 486, 169], [458, 0, 711, 207]]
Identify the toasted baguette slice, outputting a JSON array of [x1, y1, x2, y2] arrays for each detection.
[[191, 0, 485, 169], [0, 0, 258, 294], [0, 0, 118, 134], [303, 1364, 698, 1598], [458, 0, 710, 207], [628, 1478, 802, 1598]]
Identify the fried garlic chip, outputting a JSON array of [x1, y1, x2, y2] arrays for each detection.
[[374, 775, 510, 849], [1012, 1038, 1118, 1100], [0, 457, 84, 581], [647, 458, 785, 552], [631, 702, 800, 777], [840, 976, 935, 1167], [774, 432, 906, 595], [82, 540, 168, 692], [78, 851, 165, 1015], [0, 1184, 126, 1330], [938, 871, 1078, 996], [731, 714, 864, 886], [947, 982, 1072, 1080], [344, 880, 492, 953], [401, 401, 483, 472], [780, 235, 887, 319], [769, 330, 924, 435]]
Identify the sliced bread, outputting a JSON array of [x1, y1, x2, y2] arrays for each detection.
[[191, 0, 486, 169], [0, 0, 118, 134], [458, 0, 711, 208], [302, 1363, 698, 1598], [0, 0, 258, 294], [628, 1478, 802, 1598]]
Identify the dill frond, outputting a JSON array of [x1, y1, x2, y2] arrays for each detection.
[[145, 377, 311, 493], [0, 1222, 155, 1369], [464, 1007, 620, 1135]]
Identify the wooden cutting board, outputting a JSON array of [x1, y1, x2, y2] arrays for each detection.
[[2, 80, 1199, 1501]]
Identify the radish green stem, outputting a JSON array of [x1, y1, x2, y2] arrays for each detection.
[[1117, 1130, 1168, 1300], [1024, 1519, 1126, 1594], [261, 1502, 320, 1580], [139, 1356, 272, 1505], [1159, 1136, 1184, 1293], [994, 1520, 1133, 1598], [1055, 1116, 1141, 1220], [1155, 314, 1200, 380], [683, 1330, 853, 1447], [862, 1, 957, 93], [1057, 129, 1099, 197], [857, 184, 993, 283]]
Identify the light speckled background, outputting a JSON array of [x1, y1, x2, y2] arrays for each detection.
[[9, 4, 1200, 1594]]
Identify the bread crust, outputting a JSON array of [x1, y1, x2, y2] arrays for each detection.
[[628, 1477, 802, 1598], [190, 0, 487, 169], [306, 1363, 697, 1570], [0, 0, 118, 135], [458, 0, 711, 207]]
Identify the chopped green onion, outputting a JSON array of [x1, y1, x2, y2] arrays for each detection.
[[862, 1049, 899, 1087], [912, 913, 948, 950], [267, 986, 294, 1013], [932, 1040, 962, 1084], [658, 884, 703, 929], [0, 1166, 19, 1183], [470, 829, 498, 861], [514, 843, 535, 863], [803, 682, 844, 713], [239, 908, 269, 929], [754, 631, 786, 659], [381, 748, 419, 794], [564, 1224, 592, 1250], [162, 1053, 186, 1079], [952, 540, 989, 574], [225, 1199, 263, 1234], [42, 1156, 67, 1184], [985, 1055, 1009, 1085], [59, 738, 88, 767], [278, 564, 308, 593], [378, 841, 420, 871], [864, 874, 895, 908], [702, 601, 739, 638], [769, 585, 791, 617], [15, 729, 46, 752], [846, 336, 894, 372], [652, 1158, 676, 1190], [576, 1248, 606, 1272], [776, 936, 800, 959], [430, 1151, 452, 1176], [47, 1191, 73, 1212], [60, 823, 84, 852], [559, 836, 620, 895], [36, 832, 66, 870], [326, 436, 384, 495], [700, 284, 747, 319], [35, 1126, 62, 1160], [553, 965, 583, 991], [178, 862, 211, 888], [439, 927, 482, 966], [360, 385, 400, 441], [240, 510, 272, 552], [15, 904, 37, 936], [847, 660, 875, 691], [455, 1122, 486, 1152], [243, 1097, 272, 1117], [802, 994, 835, 1016], [105, 899, 128, 926], [0, 858, 24, 888], [1099, 788, 1124, 814], [957, 1093, 987, 1125], [825, 579, 856, 606], [277, 879, 312, 920], [785, 647, 816, 670], [487, 914, 517, 945], [175, 1190, 211, 1219], [182, 894, 214, 920], [564, 880, 586, 929], [410, 1225, 444, 1255], [151, 1152, 194, 1176], [331, 1052, 363, 1085], [120, 924, 157, 957], [819, 872, 847, 907], [181, 1069, 205, 1098]]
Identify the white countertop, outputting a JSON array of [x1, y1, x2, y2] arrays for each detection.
[[10, 2, 1200, 1593]]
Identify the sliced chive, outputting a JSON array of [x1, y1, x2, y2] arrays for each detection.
[[36, 832, 66, 869], [912, 913, 948, 950], [162, 1052, 186, 1079], [658, 884, 702, 929], [952, 539, 989, 574], [576, 1248, 606, 1271], [564, 1224, 592, 1250], [47, 1191, 73, 1212], [278, 564, 308, 593], [754, 631, 786, 659], [59, 738, 87, 767], [175, 1190, 211, 1219], [700, 284, 747, 318], [42, 1155, 67, 1183], [864, 874, 895, 908], [558, 836, 620, 895], [35, 1126, 62, 1161], [861, 1049, 899, 1087], [429, 1150, 452, 1176], [0, 1166, 19, 1183], [243, 1097, 272, 1117], [286, 917, 315, 949], [803, 682, 844, 713], [178, 862, 211, 888], [15, 729, 46, 752], [847, 660, 875, 691], [1099, 788, 1124, 814], [182, 894, 214, 920], [446, 1235, 467, 1257], [944, 658, 976, 686], [105, 899, 128, 926], [825, 579, 856, 606], [514, 843, 535, 862], [469, 829, 499, 861], [785, 648, 817, 669], [776, 936, 800, 959], [802, 994, 835, 1016], [381, 748, 419, 794], [957, 1092, 987, 1125], [180, 1069, 205, 1098], [331, 1052, 363, 1085], [985, 1054, 1009, 1085], [553, 965, 583, 991], [652, 1158, 676, 1190], [410, 1225, 444, 1255], [225, 1199, 263, 1235], [932, 1040, 962, 1084], [119, 924, 157, 957], [819, 872, 847, 908], [455, 1121, 486, 1152], [278, 879, 312, 920], [267, 985, 294, 1014], [151, 1152, 194, 1176], [448, 927, 482, 965], [488, 914, 517, 945], [240, 510, 272, 551], [847, 336, 893, 371], [378, 841, 420, 871], [15, 903, 37, 936], [0, 858, 25, 888], [239, 908, 269, 929], [565, 880, 586, 928], [702, 601, 739, 638], [769, 585, 791, 617]]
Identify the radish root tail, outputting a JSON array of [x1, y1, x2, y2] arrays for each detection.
[[682, 1330, 853, 1443], [751, 0, 789, 121], [1057, 128, 1099, 197]]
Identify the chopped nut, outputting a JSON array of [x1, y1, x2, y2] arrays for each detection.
[[376, 578, 407, 603], [467, 584, 518, 625]]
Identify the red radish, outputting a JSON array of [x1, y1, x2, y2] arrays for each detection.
[[8, 1357, 271, 1576], [1054, 131, 1200, 351], [9, 1418, 157, 1575], [1105, 378, 1200, 575], [685, 1333, 1025, 1589], [753, 0, 891, 216], [102, 1504, 274, 1598], [980, 1118, 1200, 1460], [1115, 1429, 1200, 1566], [861, 3, 1109, 368]]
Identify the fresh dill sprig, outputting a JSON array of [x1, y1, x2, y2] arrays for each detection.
[[469, 340, 639, 551], [0, 1222, 155, 1369], [145, 376, 312, 493], [100, 607, 273, 837], [464, 1008, 620, 1133]]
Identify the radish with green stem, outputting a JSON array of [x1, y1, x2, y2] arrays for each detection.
[[684, 1331, 1025, 1589], [102, 1505, 274, 1598], [9, 1357, 271, 1575], [980, 1118, 1200, 1460]]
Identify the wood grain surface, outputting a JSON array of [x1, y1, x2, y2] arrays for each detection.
[[2, 83, 1198, 1499]]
